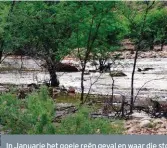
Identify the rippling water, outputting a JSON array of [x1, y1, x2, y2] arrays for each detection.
[[1, 56, 167, 99]]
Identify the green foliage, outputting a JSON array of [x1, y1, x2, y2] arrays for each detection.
[[57, 107, 124, 134], [0, 87, 124, 135], [69, 2, 125, 60], [119, 1, 167, 51], [0, 1, 167, 57], [0, 86, 55, 134], [6, 2, 73, 60], [146, 8, 167, 45], [0, 3, 10, 39]]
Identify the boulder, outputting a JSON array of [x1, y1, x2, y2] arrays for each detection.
[[109, 71, 127, 77], [56, 63, 79, 72], [49, 87, 60, 99], [153, 119, 163, 124], [127, 126, 138, 133], [89, 69, 97, 73], [67, 86, 76, 96], [140, 120, 151, 128], [41, 62, 79, 72], [137, 68, 154, 72]]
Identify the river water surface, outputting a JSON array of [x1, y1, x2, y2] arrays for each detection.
[[0, 57, 167, 100]]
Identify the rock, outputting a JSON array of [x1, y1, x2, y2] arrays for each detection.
[[89, 70, 98, 73], [127, 126, 138, 133], [52, 88, 60, 99], [160, 123, 166, 128], [95, 129, 100, 134], [41, 62, 79, 72], [49, 87, 60, 99], [56, 63, 79, 72], [153, 119, 163, 124], [109, 71, 127, 77], [155, 124, 161, 129], [140, 120, 151, 128], [143, 68, 154, 71], [68, 86, 75, 93], [161, 117, 167, 121], [137, 68, 154, 72], [137, 68, 142, 72], [67, 86, 75, 96]]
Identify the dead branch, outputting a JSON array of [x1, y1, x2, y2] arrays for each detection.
[[84, 72, 103, 103], [134, 76, 165, 103]]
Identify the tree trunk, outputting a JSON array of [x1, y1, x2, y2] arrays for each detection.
[[130, 1, 154, 114], [80, 65, 85, 104], [0, 50, 3, 62], [150, 42, 154, 50], [46, 59, 59, 87], [48, 67, 59, 87], [150, 34, 154, 50], [161, 40, 165, 51], [130, 49, 139, 113], [110, 76, 114, 104]]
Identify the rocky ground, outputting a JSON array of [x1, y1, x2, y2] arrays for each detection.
[[124, 112, 167, 135], [110, 39, 167, 59]]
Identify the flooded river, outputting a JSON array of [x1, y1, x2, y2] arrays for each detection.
[[0, 56, 167, 99]]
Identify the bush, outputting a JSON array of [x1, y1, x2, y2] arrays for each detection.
[[0, 87, 124, 134], [0, 86, 56, 134]]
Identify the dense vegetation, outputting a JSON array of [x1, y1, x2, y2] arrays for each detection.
[[0, 86, 124, 134], [0, 1, 167, 134]]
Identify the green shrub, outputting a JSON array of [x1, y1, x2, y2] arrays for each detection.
[[0, 87, 124, 134], [0, 86, 56, 134]]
